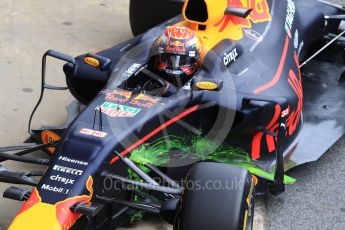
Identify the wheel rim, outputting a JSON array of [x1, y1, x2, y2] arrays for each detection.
[[245, 201, 254, 230], [243, 179, 255, 230]]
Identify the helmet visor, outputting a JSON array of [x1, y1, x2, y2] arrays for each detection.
[[160, 54, 194, 67]]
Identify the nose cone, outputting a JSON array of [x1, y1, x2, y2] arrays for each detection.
[[9, 177, 93, 230], [9, 200, 64, 230]]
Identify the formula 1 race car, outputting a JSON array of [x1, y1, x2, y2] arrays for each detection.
[[1, 0, 345, 229]]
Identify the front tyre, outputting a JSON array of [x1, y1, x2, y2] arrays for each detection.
[[175, 162, 255, 230]]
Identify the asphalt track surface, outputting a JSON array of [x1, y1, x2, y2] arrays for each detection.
[[266, 2, 345, 229], [267, 138, 345, 230], [268, 1, 345, 228]]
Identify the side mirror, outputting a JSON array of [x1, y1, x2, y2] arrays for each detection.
[[191, 78, 223, 91], [84, 53, 112, 71]]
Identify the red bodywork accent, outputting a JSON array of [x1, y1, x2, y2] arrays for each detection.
[[12, 177, 94, 230], [287, 51, 303, 135], [215, 0, 251, 32], [110, 105, 200, 164], [56, 198, 86, 230], [251, 104, 281, 160], [248, 0, 271, 23], [254, 35, 290, 94], [56, 176, 94, 230], [251, 51, 303, 160], [215, 0, 271, 32]]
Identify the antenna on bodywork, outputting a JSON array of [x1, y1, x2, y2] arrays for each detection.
[[93, 106, 103, 131], [300, 1, 345, 68], [300, 29, 345, 68], [318, 0, 345, 12]]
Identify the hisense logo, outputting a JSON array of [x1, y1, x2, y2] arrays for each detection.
[[58, 156, 89, 166]]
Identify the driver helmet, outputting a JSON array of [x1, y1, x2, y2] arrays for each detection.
[[152, 26, 201, 85]]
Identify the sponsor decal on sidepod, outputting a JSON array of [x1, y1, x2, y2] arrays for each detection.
[[100, 102, 141, 118]]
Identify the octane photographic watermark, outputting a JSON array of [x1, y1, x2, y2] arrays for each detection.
[[102, 176, 242, 192]]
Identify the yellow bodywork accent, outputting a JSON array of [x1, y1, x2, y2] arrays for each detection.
[[181, 0, 272, 59], [9, 202, 62, 230]]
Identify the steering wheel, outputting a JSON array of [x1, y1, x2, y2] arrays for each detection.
[[140, 69, 176, 96]]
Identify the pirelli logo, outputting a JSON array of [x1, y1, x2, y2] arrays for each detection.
[[53, 165, 83, 176]]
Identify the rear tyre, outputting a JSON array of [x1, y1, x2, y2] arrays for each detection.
[[175, 162, 255, 230], [129, 0, 182, 36]]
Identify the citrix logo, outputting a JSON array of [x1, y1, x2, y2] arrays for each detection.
[[50, 175, 75, 185], [223, 48, 238, 66]]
